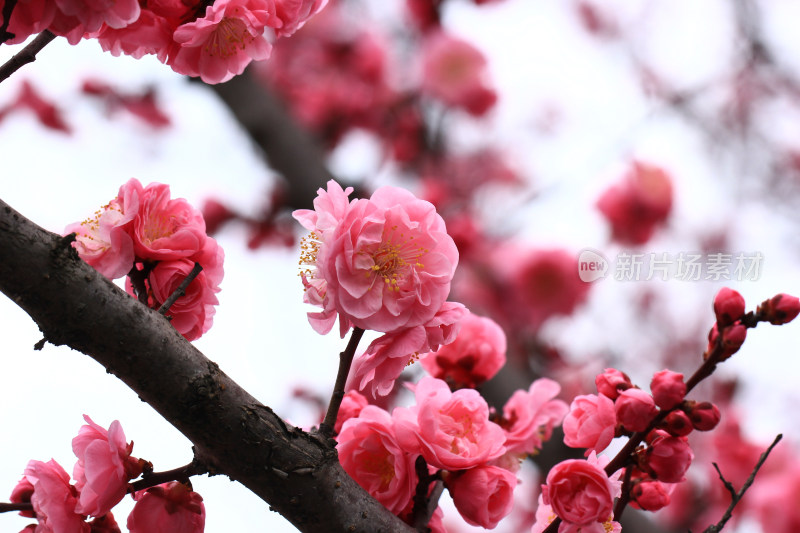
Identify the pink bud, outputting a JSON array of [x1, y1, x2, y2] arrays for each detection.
[[615, 389, 658, 433], [447, 465, 517, 529], [646, 431, 693, 483], [759, 293, 800, 325], [631, 480, 671, 511], [706, 322, 747, 360], [661, 410, 693, 437], [713, 288, 746, 327], [650, 370, 686, 410], [687, 401, 721, 431], [595, 368, 632, 400]]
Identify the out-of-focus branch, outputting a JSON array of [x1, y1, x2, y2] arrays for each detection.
[[204, 69, 336, 210], [0, 198, 414, 533]]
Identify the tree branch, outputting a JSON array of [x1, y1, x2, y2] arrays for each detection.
[[0, 31, 56, 85], [0, 197, 413, 533]]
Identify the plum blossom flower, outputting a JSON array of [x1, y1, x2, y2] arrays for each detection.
[[645, 431, 693, 483], [350, 301, 466, 398], [394, 377, 505, 470], [541, 452, 622, 532], [596, 161, 673, 246], [23, 459, 89, 533], [127, 482, 205, 533], [650, 370, 686, 410], [336, 406, 418, 514], [294, 181, 460, 337], [562, 394, 616, 456], [420, 30, 497, 116], [53, 0, 141, 34], [500, 378, 569, 456], [614, 388, 657, 433], [272, 0, 327, 37], [531, 494, 622, 533], [713, 287, 746, 327], [334, 390, 369, 434], [170, 0, 277, 84], [65, 178, 142, 280], [447, 465, 517, 529], [419, 311, 506, 389], [72, 415, 143, 517]]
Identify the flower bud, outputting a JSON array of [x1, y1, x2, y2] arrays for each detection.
[[706, 321, 747, 360], [687, 401, 721, 431], [661, 410, 693, 437], [646, 431, 693, 483], [759, 293, 800, 325], [631, 480, 671, 511], [650, 370, 686, 410], [595, 368, 632, 400], [615, 388, 658, 433], [713, 288, 745, 327]]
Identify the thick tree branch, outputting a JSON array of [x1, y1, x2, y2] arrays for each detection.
[[204, 70, 336, 210], [0, 198, 413, 533]]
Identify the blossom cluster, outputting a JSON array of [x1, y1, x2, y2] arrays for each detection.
[[8, 416, 204, 533], [294, 180, 465, 396], [533, 288, 800, 532], [336, 375, 568, 530], [1, 0, 327, 83], [65, 178, 223, 341]]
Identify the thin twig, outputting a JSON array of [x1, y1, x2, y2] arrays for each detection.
[[411, 455, 444, 533], [0, 502, 33, 513], [0, 30, 56, 84], [318, 327, 365, 438], [129, 460, 207, 493], [702, 433, 782, 533], [158, 263, 203, 315]]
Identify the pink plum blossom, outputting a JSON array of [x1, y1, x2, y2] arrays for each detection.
[[630, 480, 671, 511], [336, 406, 418, 514], [541, 452, 622, 531], [594, 368, 631, 400], [9, 476, 35, 517], [350, 301, 466, 398], [614, 388, 657, 433], [170, 0, 276, 84], [447, 465, 517, 529], [420, 30, 497, 116], [393, 377, 505, 470], [419, 311, 506, 389], [72, 415, 143, 517], [23, 459, 89, 533], [562, 394, 616, 455], [759, 293, 800, 325], [65, 178, 142, 280], [650, 370, 686, 410], [131, 181, 207, 261], [686, 401, 721, 431], [53, 0, 140, 33], [272, 0, 327, 37], [127, 482, 205, 533], [334, 390, 369, 434], [596, 161, 673, 246], [713, 287, 746, 327], [294, 181, 460, 336], [645, 430, 693, 483], [500, 378, 569, 456]]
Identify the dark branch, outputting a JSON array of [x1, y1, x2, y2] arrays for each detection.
[[0, 502, 32, 513], [319, 327, 364, 438], [702, 434, 783, 533], [0, 197, 413, 533], [158, 262, 203, 315], [129, 460, 207, 493], [0, 31, 56, 85], [0, 0, 18, 44]]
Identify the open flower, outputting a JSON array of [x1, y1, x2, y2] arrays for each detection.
[[72, 415, 143, 517], [294, 181, 459, 336]]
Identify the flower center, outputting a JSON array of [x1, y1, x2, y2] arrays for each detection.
[[205, 16, 253, 58], [299, 231, 321, 278], [365, 226, 428, 292]]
